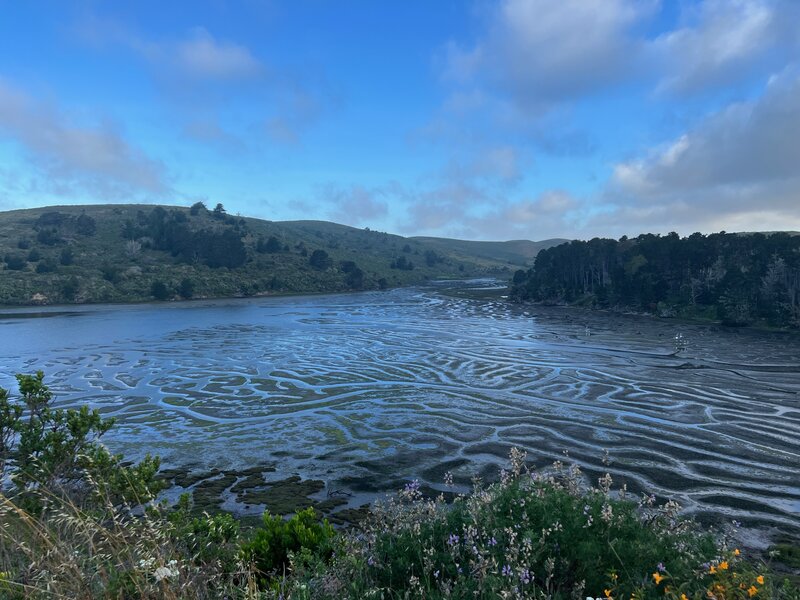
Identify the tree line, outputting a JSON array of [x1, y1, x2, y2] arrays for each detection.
[[510, 231, 800, 327]]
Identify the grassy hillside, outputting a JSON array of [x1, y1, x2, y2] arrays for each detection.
[[411, 236, 568, 267], [0, 204, 561, 306]]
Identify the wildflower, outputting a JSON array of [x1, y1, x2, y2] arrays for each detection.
[[153, 561, 179, 583], [652, 572, 664, 584], [601, 503, 613, 523], [604, 588, 613, 598], [709, 566, 717, 574], [681, 595, 689, 600], [719, 561, 729, 571], [367, 556, 375, 567], [657, 562, 666, 573], [520, 568, 532, 584], [448, 533, 460, 546], [434, 570, 440, 579], [403, 480, 421, 496], [502, 564, 512, 577], [748, 585, 758, 597], [734, 549, 741, 556], [756, 575, 764, 585], [489, 536, 498, 546]]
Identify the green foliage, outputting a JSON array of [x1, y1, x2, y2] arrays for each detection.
[[0, 371, 163, 510], [36, 227, 61, 246], [3, 254, 25, 271], [391, 255, 414, 270], [309, 249, 332, 270], [512, 232, 800, 328], [167, 493, 242, 572], [242, 507, 334, 584], [59, 246, 74, 265], [275, 451, 798, 600], [75, 213, 97, 236], [179, 277, 195, 299], [190, 201, 208, 215], [0, 203, 530, 306], [152, 280, 171, 300], [62, 275, 79, 300]]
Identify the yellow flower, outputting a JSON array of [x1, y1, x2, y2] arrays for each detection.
[[756, 575, 764, 585], [652, 572, 664, 584], [709, 566, 717, 574], [748, 585, 758, 597], [681, 594, 689, 600], [604, 589, 613, 598], [719, 561, 729, 571], [734, 549, 740, 556]]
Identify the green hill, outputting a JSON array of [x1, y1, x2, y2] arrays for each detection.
[[0, 204, 564, 306], [410, 236, 568, 267]]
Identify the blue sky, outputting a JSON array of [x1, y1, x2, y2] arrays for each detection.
[[1, 0, 799, 240]]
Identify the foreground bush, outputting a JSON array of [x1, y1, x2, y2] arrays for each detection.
[[0, 373, 254, 599], [272, 451, 799, 600], [242, 507, 335, 587]]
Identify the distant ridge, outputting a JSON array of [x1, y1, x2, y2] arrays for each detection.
[[411, 236, 568, 267], [0, 204, 565, 306]]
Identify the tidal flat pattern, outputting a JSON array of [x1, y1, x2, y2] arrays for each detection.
[[1, 282, 798, 538]]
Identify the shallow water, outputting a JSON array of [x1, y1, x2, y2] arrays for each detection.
[[1, 281, 798, 540]]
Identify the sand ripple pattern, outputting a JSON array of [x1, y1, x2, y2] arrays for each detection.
[[1, 282, 798, 537]]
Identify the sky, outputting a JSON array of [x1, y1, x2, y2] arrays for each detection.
[[1, 0, 799, 241]]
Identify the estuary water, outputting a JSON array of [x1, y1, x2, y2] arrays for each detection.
[[1, 280, 798, 541]]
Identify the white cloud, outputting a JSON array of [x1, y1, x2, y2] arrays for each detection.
[[607, 68, 800, 232], [444, 0, 656, 112], [653, 0, 782, 94], [323, 184, 390, 227], [172, 27, 263, 81], [0, 78, 169, 200]]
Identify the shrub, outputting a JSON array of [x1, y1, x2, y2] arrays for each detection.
[[59, 247, 74, 265], [272, 450, 799, 600], [0, 372, 250, 599], [3, 254, 26, 271], [151, 280, 171, 301], [62, 276, 79, 300], [0, 371, 162, 510], [35, 259, 57, 274], [242, 507, 334, 586], [179, 278, 195, 299], [309, 250, 332, 270]]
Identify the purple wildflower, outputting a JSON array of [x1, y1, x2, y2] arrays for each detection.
[[489, 537, 498, 546], [404, 480, 420, 493], [502, 564, 512, 577], [448, 534, 460, 546], [657, 562, 666, 573]]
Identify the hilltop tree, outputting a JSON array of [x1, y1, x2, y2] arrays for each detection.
[[190, 201, 208, 216]]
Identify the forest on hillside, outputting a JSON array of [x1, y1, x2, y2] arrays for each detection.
[[510, 232, 800, 328], [0, 203, 504, 306]]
